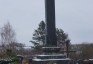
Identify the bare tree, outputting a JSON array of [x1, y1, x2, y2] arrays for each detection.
[[0, 22, 16, 48]]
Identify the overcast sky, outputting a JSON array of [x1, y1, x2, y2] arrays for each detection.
[[0, 0, 93, 46]]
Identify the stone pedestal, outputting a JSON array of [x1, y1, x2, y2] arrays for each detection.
[[30, 47, 74, 64]]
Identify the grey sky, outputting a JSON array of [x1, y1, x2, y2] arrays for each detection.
[[0, 0, 93, 46]]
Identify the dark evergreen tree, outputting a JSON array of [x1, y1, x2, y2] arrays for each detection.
[[30, 21, 46, 54], [31, 21, 70, 54], [56, 28, 70, 49]]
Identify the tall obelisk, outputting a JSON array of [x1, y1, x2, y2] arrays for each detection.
[[45, 0, 57, 46]]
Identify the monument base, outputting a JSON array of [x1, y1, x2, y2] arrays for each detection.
[[29, 47, 74, 64]]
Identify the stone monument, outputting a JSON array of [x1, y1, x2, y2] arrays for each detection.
[[29, 0, 74, 64]]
